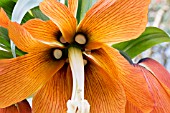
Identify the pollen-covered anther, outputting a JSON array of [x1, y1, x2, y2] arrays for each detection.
[[75, 34, 86, 45], [53, 49, 62, 59], [83, 59, 87, 66], [66, 58, 69, 63], [60, 36, 67, 44]]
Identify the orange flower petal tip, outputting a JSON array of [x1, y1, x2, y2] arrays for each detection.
[[0, 8, 10, 28]]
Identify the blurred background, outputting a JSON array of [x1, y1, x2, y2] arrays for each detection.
[[134, 0, 170, 72]]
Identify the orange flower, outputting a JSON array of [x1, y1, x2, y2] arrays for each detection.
[[0, 99, 31, 113], [1, 0, 167, 112], [126, 58, 170, 113]]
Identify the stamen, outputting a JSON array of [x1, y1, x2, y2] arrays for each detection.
[[53, 49, 62, 59], [66, 58, 69, 63], [60, 36, 67, 44], [83, 59, 88, 66], [68, 47, 90, 113], [75, 34, 86, 45]]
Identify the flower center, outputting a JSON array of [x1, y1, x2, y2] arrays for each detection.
[[67, 47, 90, 113], [54, 34, 90, 112], [53, 49, 62, 59]]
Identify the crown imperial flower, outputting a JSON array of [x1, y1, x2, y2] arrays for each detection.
[[1, 0, 170, 113]]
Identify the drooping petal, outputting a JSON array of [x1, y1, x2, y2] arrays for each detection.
[[23, 19, 62, 45], [125, 101, 142, 113], [32, 65, 72, 113], [138, 58, 170, 89], [40, 0, 77, 43], [0, 8, 10, 28], [0, 105, 18, 113], [85, 45, 153, 113], [0, 51, 65, 108], [78, 0, 150, 49], [84, 61, 126, 113], [17, 99, 32, 113], [8, 21, 63, 53], [139, 65, 170, 113], [68, 0, 78, 17]]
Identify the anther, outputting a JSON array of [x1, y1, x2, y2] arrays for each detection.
[[53, 49, 62, 59], [60, 36, 67, 44], [75, 34, 86, 45], [83, 59, 87, 66], [66, 58, 69, 63]]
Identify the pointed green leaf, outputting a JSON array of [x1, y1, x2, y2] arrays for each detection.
[[0, 28, 11, 49], [31, 7, 49, 21], [0, 37, 10, 48], [0, 50, 13, 59], [0, 27, 9, 41], [112, 27, 170, 58]]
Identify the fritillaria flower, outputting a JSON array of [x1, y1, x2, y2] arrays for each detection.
[[1, 0, 169, 113]]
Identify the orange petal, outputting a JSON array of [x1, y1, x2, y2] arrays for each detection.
[[78, 0, 150, 49], [68, 0, 78, 17], [32, 65, 72, 113], [0, 105, 18, 113], [23, 19, 62, 46], [85, 45, 153, 112], [125, 101, 142, 113], [0, 8, 10, 28], [17, 99, 32, 113], [0, 51, 65, 108], [40, 0, 77, 43], [84, 61, 126, 113], [140, 66, 170, 113], [138, 58, 170, 89], [8, 21, 63, 53]]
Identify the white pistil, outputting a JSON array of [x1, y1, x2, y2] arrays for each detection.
[[67, 47, 90, 113], [75, 34, 86, 45], [60, 36, 67, 44], [53, 49, 62, 59]]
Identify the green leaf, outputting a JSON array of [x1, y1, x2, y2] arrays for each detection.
[[0, 0, 15, 19], [12, 0, 18, 2], [0, 28, 11, 49], [0, 50, 13, 59], [0, 37, 10, 48], [0, 27, 9, 41], [31, 7, 49, 21], [76, 0, 97, 23], [112, 27, 170, 58]]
